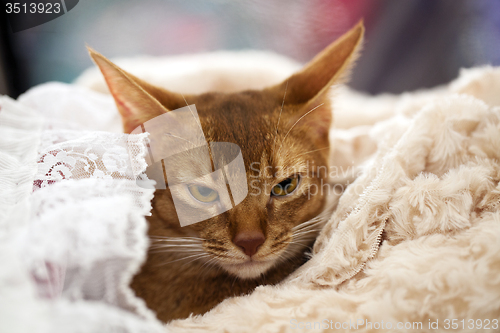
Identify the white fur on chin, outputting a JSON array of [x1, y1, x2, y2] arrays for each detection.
[[221, 260, 277, 279]]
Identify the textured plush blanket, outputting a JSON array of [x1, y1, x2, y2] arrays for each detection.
[[1, 52, 499, 333], [163, 66, 500, 332]]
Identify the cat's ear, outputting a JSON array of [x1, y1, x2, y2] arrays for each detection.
[[283, 20, 364, 105], [87, 47, 183, 133], [274, 21, 364, 138]]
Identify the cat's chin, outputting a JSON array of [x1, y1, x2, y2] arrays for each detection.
[[221, 260, 276, 279]]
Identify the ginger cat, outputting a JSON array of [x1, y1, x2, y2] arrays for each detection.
[[88, 22, 364, 322]]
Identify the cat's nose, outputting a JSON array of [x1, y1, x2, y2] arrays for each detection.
[[233, 230, 265, 257]]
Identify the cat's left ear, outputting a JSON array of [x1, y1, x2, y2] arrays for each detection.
[[87, 47, 186, 133], [273, 21, 364, 139]]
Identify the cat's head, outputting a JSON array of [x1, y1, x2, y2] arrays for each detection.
[[89, 22, 363, 279]]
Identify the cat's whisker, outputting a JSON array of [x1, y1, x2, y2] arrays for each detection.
[[150, 248, 205, 254], [291, 225, 316, 235], [231, 274, 239, 288], [286, 238, 316, 250], [277, 103, 325, 155], [150, 247, 203, 252], [293, 217, 323, 228], [285, 239, 312, 246], [149, 236, 204, 240], [272, 235, 313, 256], [149, 238, 204, 246], [149, 241, 203, 246], [291, 237, 318, 247], [292, 238, 318, 246], [163, 133, 197, 147], [285, 241, 313, 254], [149, 235, 205, 255], [271, 80, 288, 159], [150, 248, 205, 253], [199, 257, 220, 272], [293, 230, 321, 241], [149, 239, 203, 243], [149, 243, 203, 248], [271, 236, 293, 245], [158, 253, 211, 266], [293, 224, 323, 234], [180, 93, 205, 135], [199, 256, 215, 267], [276, 245, 308, 265], [275, 255, 292, 266], [150, 241, 202, 244], [292, 229, 321, 238], [296, 147, 330, 158], [180, 254, 214, 269], [207, 252, 242, 260], [150, 249, 204, 254], [179, 255, 212, 268], [286, 245, 309, 254], [292, 219, 325, 232], [294, 224, 322, 234], [293, 203, 336, 230], [151, 251, 205, 256], [274, 207, 332, 262]]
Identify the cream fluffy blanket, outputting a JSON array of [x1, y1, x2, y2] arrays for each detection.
[[1, 52, 499, 333]]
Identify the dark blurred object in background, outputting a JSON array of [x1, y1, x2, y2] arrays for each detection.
[[1, 0, 499, 98], [0, 7, 24, 97]]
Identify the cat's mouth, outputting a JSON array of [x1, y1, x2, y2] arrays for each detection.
[[221, 259, 276, 279]]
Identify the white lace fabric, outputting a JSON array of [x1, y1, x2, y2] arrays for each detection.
[[0, 84, 165, 333]]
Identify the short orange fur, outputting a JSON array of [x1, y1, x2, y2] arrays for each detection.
[[89, 21, 364, 322]]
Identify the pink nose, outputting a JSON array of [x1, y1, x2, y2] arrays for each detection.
[[233, 230, 265, 257]]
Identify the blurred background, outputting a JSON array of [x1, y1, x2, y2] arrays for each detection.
[[1, 0, 499, 98]]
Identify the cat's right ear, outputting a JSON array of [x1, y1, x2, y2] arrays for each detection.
[[268, 21, 364, 143], [279, 21, 364, 106], [88, 47, 177, 133]]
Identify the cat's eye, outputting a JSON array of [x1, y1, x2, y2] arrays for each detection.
[[188, 184, 219, 203], [271, 175, 300, 197]]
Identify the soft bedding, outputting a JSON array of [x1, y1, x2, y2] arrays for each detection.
[[1, 52, 499, 333]]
